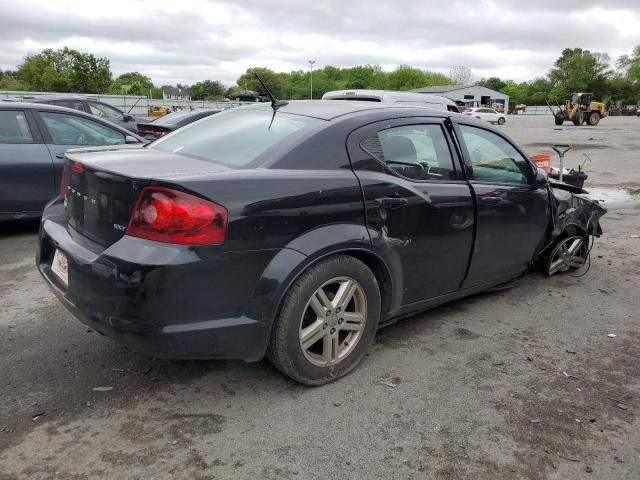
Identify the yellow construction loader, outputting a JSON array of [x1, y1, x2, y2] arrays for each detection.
[[552, 93, 607, 126]]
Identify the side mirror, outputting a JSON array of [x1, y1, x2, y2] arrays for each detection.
[[125, 135, 139, 144], [123, 114, 133, 121], [533, 167, 548, 188]]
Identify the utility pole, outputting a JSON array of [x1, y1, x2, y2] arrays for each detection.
[[308, 60, 316, 100]]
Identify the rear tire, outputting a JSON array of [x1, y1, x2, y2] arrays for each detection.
[[235, 97, 240, 102], [266, 255, 381, 385], [572, 110, 583, 126], [587, 111, 600, 126], [497, 117, 505, 125]]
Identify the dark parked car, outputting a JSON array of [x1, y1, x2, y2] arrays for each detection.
[[18, 95, 142, 132], [136, 109, 221, 140], [37, 101, 605, 385], [0, 102, 144, 221], [232, 90, 267, 102]]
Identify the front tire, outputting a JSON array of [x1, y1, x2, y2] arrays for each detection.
[[545, 236, 588, 276], [266, 255, 381, 385], [554, 113, 564, 125], [572, 110, 584, 125], [497, 117, 505, 125], [587, 111, 600, 126]]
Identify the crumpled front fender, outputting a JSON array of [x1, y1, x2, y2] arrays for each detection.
[[537, 183, 607, 259]]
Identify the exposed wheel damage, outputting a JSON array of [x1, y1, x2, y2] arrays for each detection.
[[536, 180, 607, 276]]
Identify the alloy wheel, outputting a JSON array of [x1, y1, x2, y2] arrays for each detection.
[[547, 236, 587, 276], [299, 276, 367, 367]]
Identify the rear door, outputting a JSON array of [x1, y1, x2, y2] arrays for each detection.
[[0, 109, 54, 218], [34, 110, 129, 188], [452, 121, 549, 286], [347, 117, 475, 306]]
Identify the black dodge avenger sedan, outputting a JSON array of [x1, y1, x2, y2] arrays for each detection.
[[37, 101, 605, 385]]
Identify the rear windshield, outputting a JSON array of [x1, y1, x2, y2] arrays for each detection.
[[150, 109, 321, 167]]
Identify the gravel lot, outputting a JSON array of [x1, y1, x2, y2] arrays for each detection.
[[1, 115, 639, 480]]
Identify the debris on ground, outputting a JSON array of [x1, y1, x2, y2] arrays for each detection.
[[607, 333, 617, 338], [530, 417, 541, 424], [563, 371, 580, 380], [92, 387, 114, 392], [585, 465, 593, 473], [377, 380, 399, 388]]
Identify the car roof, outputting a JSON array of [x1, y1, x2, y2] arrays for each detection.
[[242, 100, 452, 121], [1, 101, 90, 111], [321, 89, 456, 106], [12, 94, 89, 101]]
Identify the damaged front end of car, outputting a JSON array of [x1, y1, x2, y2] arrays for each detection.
[[535, 180, 607, 276]]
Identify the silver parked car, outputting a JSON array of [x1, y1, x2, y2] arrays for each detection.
[[0, 102, 145, 221], [16, 95, 143, 133], [322, 89, 460, 112]]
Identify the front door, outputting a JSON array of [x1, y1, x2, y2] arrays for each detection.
[[453, 122, 549, 287], [348, 118, 475, 307]]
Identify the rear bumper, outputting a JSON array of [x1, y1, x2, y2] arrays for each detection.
[[37, 204, 279, 361]]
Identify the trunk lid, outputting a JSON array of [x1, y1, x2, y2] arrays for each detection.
[[64, 147, 230, 247]]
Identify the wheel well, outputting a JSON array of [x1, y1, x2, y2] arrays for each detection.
[[344, 250, 393, 320], [563, 224, 588, 238]]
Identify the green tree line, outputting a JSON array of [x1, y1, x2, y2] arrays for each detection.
[[2, 46, 639, 105]]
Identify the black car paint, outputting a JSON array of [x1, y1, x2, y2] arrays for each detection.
[[37, 102, 605, 361], [0, 103, 145, 221], [136, 109, 221, 139]]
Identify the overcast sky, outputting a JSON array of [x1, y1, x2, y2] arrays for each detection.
[[1, 0, 639, 87]]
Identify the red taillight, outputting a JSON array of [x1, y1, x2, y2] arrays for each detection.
[[59, 167, 68, 197], [126, 187, 227, 245], [71, 161, 84, 174]]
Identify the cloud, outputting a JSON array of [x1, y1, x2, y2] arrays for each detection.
[[0, 0, 639, 86]]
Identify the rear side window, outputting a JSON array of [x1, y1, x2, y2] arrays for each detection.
[[88, 102, 124, 121], [361, 124, 457, 181], [151, 110, 321, 167], [40, 112, 126, 146], [0, 111, 33, 143]]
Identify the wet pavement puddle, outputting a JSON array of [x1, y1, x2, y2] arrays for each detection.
[[584, 187, 640, 209]]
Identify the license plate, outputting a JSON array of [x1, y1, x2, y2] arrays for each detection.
[[51, 249, 69, 287]]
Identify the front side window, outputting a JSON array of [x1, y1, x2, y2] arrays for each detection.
[[361, 124, 457, 181], [151, 110, 321, 168], [88, 102, 124, 121], [40, 112, 126, 145], [0, 111, 33, 143], [459, 125, 531, 185]]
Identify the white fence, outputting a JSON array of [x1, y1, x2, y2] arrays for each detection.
[[0, 91, 239, 116]]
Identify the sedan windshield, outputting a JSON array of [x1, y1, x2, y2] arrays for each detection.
[[151, 110, 321, 167]]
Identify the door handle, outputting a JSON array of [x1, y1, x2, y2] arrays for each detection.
[[479, 196, 503, 205], [374, 197, 408, 210], [55, 154, 64, 159]]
